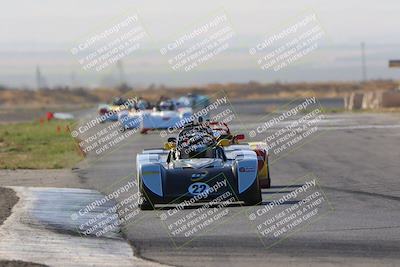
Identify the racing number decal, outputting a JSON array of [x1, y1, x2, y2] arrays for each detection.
[[192, 184, 207, 194], [188, 182, 210, 195]]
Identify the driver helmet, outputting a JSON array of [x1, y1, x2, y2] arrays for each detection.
[[159, 101, 173, 111], [188, 144, 210, 158]]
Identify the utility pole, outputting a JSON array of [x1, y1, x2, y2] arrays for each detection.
[[35, 65, 48, 89], [116, 60, 126, 87], [361, 42, 367, 82], [36, 66, 42, 90]]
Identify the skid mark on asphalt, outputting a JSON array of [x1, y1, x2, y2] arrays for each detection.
[[309, 225, 400, 233], [0, 186, 167, 267], [321, 186, 400, 202]]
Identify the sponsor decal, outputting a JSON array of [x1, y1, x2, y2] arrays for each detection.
[[191, 171, 208, 181], [239, 167, 256, 172]]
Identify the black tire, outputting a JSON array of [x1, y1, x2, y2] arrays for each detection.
[[266, 159, 271, 188], [265, 177, 271, 188], [139, 197, 154, 210], [243, 190, 262, 206], [242, 178, 262, 206]]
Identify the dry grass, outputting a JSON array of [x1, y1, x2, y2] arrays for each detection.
[[0, 120, 82, 169], [0, 80, 397, 107]]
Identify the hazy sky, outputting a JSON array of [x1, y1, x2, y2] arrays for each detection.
[[1, 0, 399, 45], [1, 0, 399, 87]]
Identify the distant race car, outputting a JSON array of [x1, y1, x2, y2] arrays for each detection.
[[176, 93, 210, 110], [208, 121, 271, 188], [98, 97, 132, 122], [136, 121, 263, 210], [118, 99, 193, 134]]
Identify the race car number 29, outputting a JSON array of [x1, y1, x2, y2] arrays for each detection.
[[188, 182, 210, 195]]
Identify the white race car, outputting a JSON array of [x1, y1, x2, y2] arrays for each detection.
[[118, 106, 193, 134]]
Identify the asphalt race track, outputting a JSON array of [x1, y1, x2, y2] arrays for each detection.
[[75, 105, 400, 267]]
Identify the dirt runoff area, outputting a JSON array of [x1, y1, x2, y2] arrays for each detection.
[[0, 187, 17, 227], [0, 260, 47, 267]]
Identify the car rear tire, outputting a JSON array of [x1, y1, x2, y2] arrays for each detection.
[[266, 160, 271, 188], [139, 198, 154, 210], [242, 178, 262, 206], [243, 190, 262, 206]]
